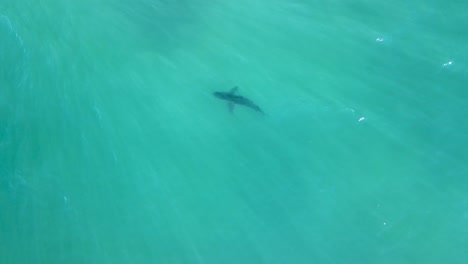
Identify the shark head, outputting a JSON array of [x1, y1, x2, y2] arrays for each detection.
[[213, 91, 229, 100]]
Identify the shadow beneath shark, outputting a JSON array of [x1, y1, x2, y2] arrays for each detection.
[[213, 87, 264, 114]]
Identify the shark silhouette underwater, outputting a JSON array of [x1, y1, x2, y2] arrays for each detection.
[[213, 87, 264, 114]]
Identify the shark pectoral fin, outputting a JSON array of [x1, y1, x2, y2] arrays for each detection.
[[229, 86, 238, 95], [228, 102, 235, 113]]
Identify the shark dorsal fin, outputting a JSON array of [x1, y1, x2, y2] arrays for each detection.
[[229, 86, 238, 95]]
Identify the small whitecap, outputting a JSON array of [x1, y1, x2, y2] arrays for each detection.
[[443, 61, 453, 67], [358, 117, 365, 122], [376, 38, 384, 42]]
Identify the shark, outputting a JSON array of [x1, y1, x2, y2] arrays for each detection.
[[213, 87, 264, 113]]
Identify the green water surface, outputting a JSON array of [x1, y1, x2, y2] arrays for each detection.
[[1, 0, 467, 263]]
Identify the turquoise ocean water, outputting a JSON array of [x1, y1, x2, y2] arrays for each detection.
[[1, 1, 467, 263]]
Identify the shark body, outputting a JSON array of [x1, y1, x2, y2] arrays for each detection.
[[213, 87, 264, 113]]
